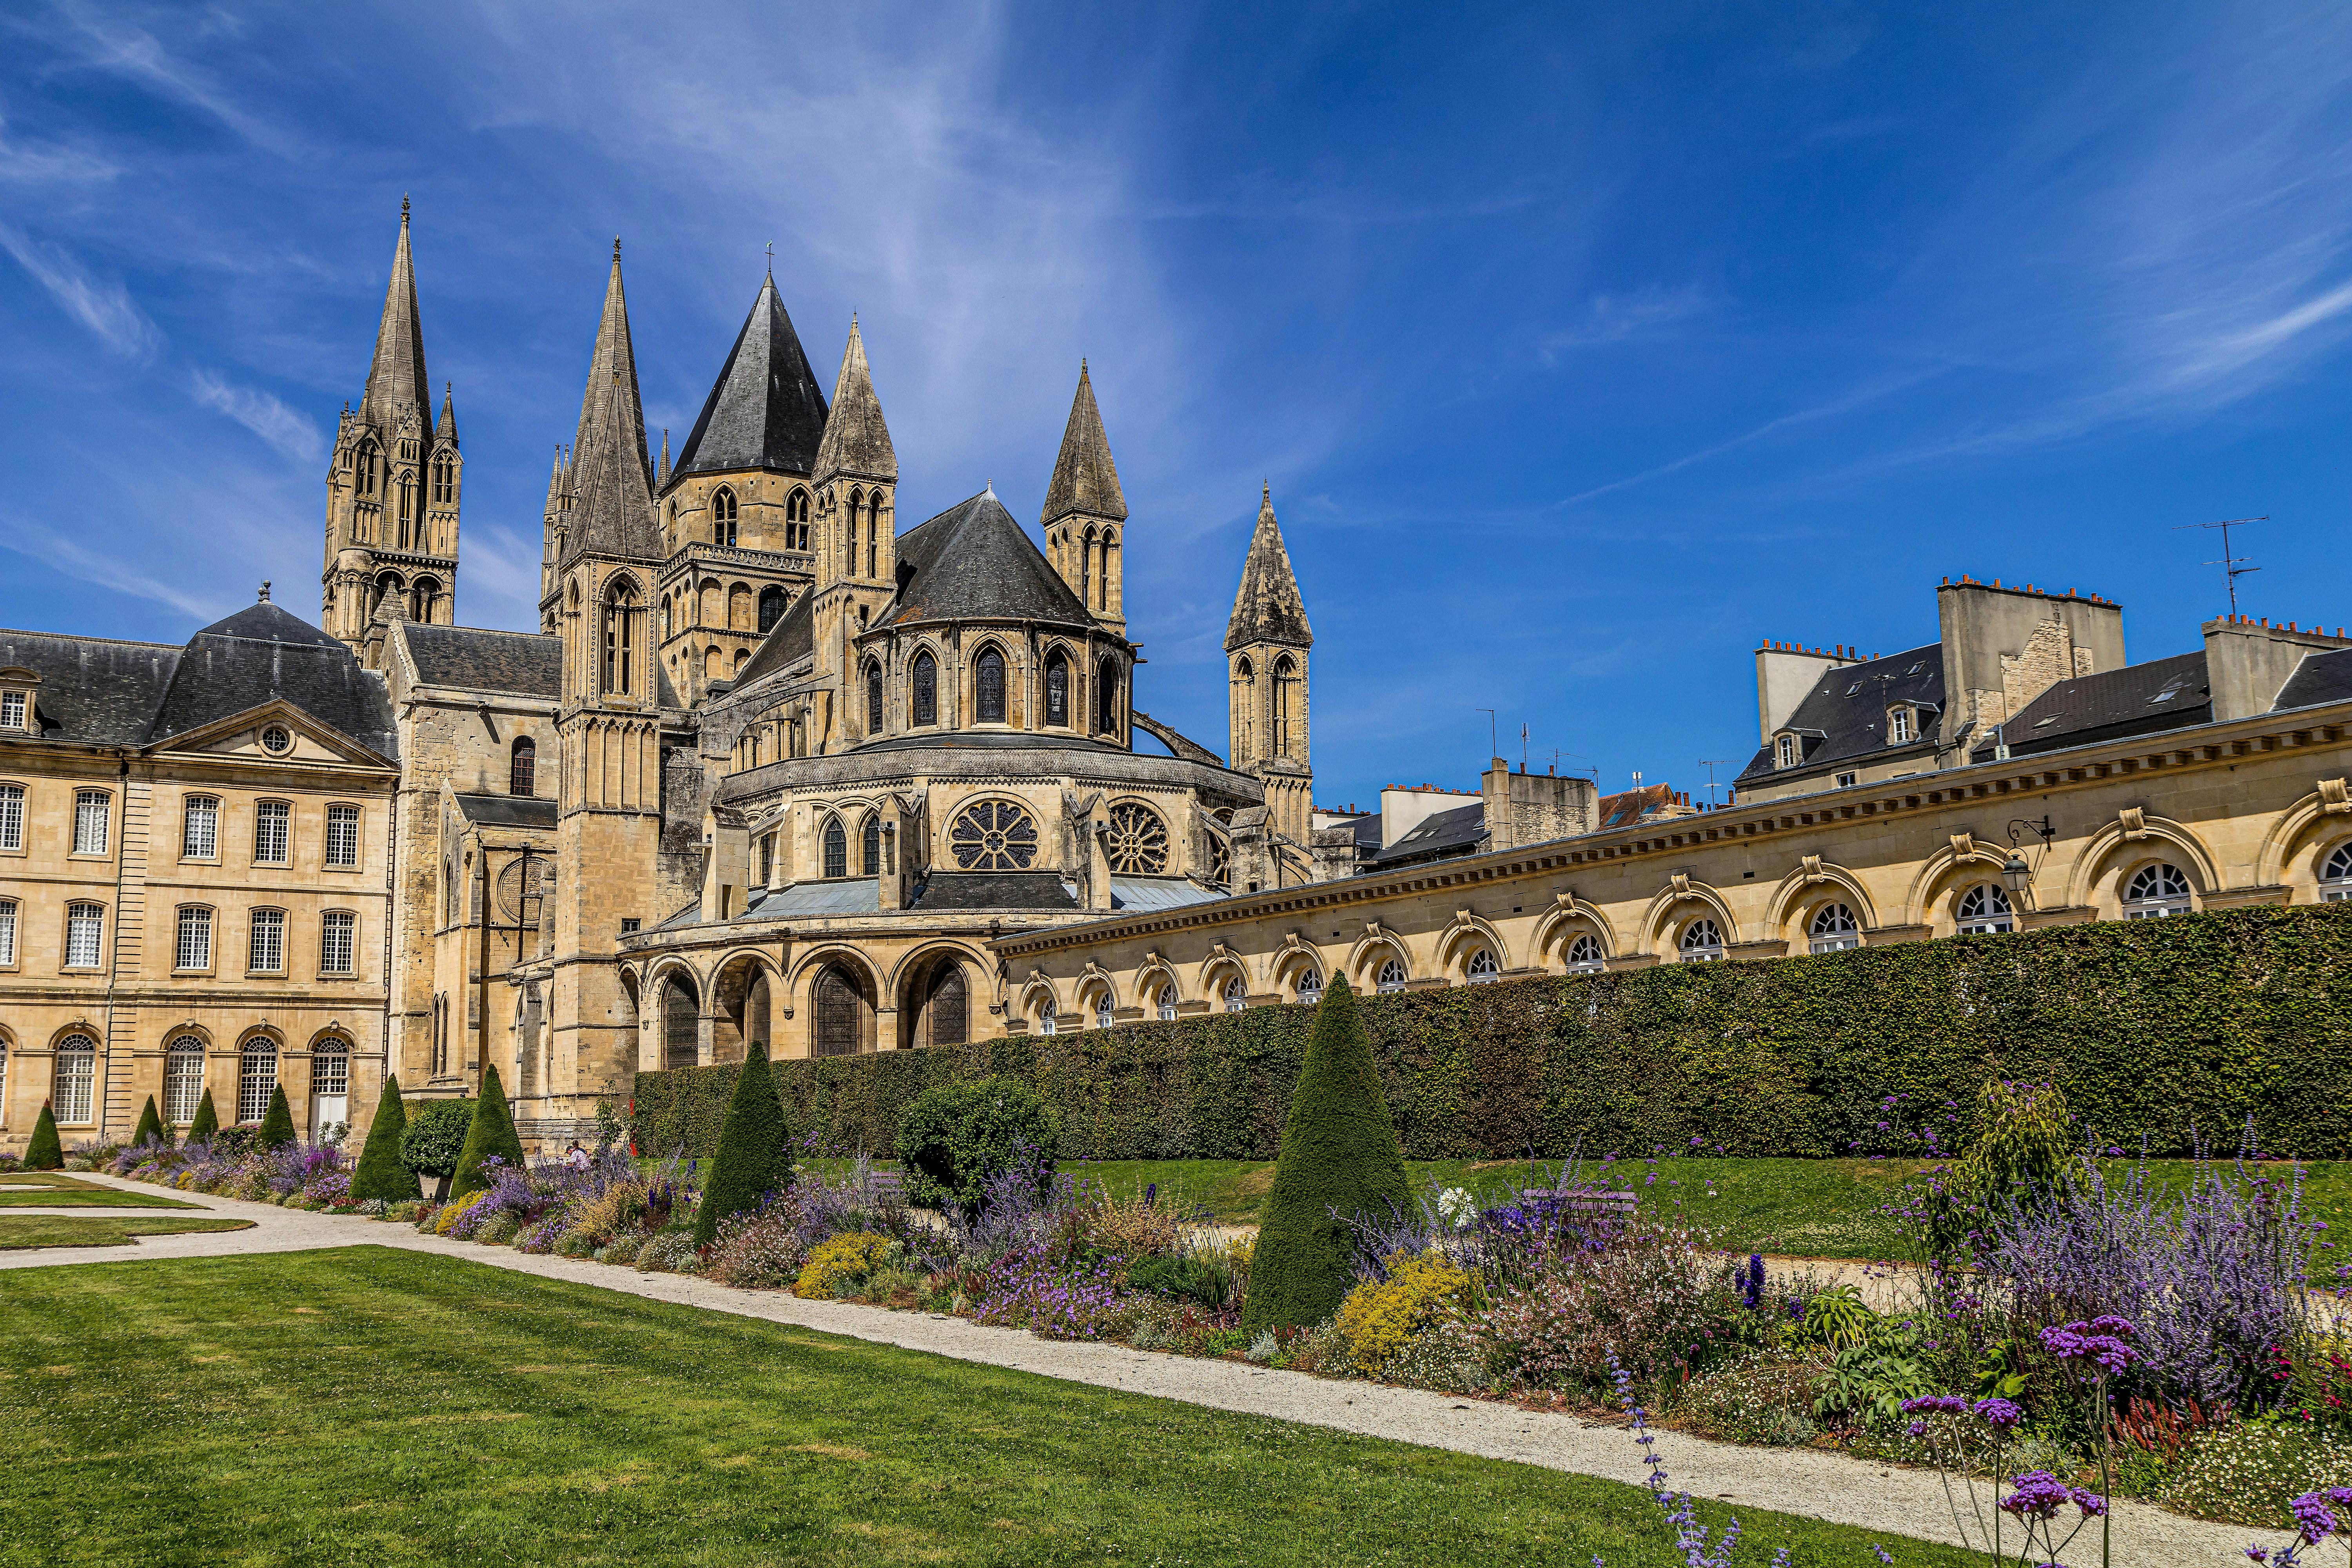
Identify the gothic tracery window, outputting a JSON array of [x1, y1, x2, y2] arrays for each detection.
[[1096, 657, 1120, 734], [603, 581, 637, 695], [911, 652, 937, 726], [822, 816, 848, 879], [866, 660, 885, 733], [949, 800, 1038, 871], [862, 815, 881, 877], [1045, 652, 1069, 727], [712, 486, 738, 546], [975, 648, 1007, 723], [786, 487, 811, 552], [1296, 968, 1323, 1005], [1105, 802, 1169, 875]]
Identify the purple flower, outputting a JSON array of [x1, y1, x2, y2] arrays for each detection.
[[2000, 1471, 2073, 1521], [2293, 1491, 2340, 1545], [1899, 1394, 1970, 1415], [2070, 1488, 2108, 1517]]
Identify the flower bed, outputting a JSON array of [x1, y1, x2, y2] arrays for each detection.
[[104, 1112, 2352, 1561]]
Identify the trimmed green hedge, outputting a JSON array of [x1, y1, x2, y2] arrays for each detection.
[[630, 904, 2352, 1161]]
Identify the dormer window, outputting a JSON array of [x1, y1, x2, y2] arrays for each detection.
[[1887, 706, 1915, 745], [1, 668, 41, 733], [0, 693, 23, 731], [1774, 733, 1800, 769]]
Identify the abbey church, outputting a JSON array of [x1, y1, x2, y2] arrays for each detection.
[[13, 206, 2352, 1157]]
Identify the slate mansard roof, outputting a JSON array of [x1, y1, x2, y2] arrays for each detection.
[[1971, 651, 2210, 761], [403, 623, 563, 698], [0, 601, 397, 760], [1734, 643, 1945, 787], [884, 490, 1096, 630]]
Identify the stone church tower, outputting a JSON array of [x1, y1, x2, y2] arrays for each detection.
[[543, 241, 673, 1106], [1227, 486, 1314, 849], [323, 200, 462, 661], [1042, 363, 1128, 637], [808, 315, 900, 723]]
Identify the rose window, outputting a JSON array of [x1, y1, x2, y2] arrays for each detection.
[[1105, 802, 1170, 875], [949, 800, 1038, 871]]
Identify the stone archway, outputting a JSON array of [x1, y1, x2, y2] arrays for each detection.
[[812, 962, 876, 1057], [661, 972, 701, 1069]]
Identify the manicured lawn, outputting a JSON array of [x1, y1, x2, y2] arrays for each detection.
[[0, 1215, 253, 1249], [0, 1248, 1973, 1566], [804, 1154, 2352, 1260], [0, 1175, 199, 1209]]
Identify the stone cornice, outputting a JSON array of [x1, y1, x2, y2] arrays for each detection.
[[991, 700, 2352, 956]]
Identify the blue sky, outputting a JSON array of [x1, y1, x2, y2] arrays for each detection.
[[5, 4, 2352, 809]]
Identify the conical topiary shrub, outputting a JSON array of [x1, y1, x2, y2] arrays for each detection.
[[350, 1074, 421, 1202], [24, 1103, 64, 1171], [693, 1040, 789, 1246], [451, 1065, 526, 1197], [132, 1094, 166, 1149], [1241, 973, 1410, 1332], [256, 1083, 298, 1151], [187, 1088, 220, 1146]]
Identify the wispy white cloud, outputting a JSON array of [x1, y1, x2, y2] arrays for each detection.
[[188, 369, 322, 465], [1539, 285, 1711, 362], [0, 117, 119, 185], [50, 1, 301, 158], [0, 513, 216, 619], [0, 221, 159, 358]]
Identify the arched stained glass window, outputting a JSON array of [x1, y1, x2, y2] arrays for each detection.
[[823, 817, 848, 879], [975, 648, 1007, 723], [815, 966, 864, 1056], [911, 653, 937, 726], [664, 976, 699, 1069], [1808, 902, 1860, 954], [866, 661, 884, 733], [862, 815, 881, 877], [1956, 884, 2013, 933], [2123, 862, 2192, 918], [1045, 653, 1069, 726], [1096, 657, 1120, 733], [928, 965, 967, 1047], [712, 486, 738, 546]]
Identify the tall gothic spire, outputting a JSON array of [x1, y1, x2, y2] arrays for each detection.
[[361, 196, 431, 429], [1225, 485, 1312, 653], [813, 314, 896, 483], [560, 240, 660, 563], [1041, 360, 1127, 526], [435, 381, 459, 443]]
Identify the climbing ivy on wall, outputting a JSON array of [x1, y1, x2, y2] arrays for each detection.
[[629, 904, 2352, 1162]]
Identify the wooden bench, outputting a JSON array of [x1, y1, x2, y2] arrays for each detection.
[[866, 1170, 905, 1204]]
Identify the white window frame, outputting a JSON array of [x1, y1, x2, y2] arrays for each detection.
[[1808, 901, 1860, 955], [312, 1038, 350, 1098], [1221, 975, 1248, 1013], [174, 906, 213, 972], [2322, 844, 2352, 902], [73, 789, 109, 856], [54, 1036, 96, 1125], [1465, 947, 1501, 983], [183, 795, 219, 860], [1774, 733, 1798, 769], [1956, 884, 2014, 934], [64, 902, 103, 969], [1679, 917, 1725, 962], [0, 898, 14, 967], [1297, 969, 1323, 1006], [0, 692, 23, 731], [238, 1040, 278, 1124], [254, 800, 291, 866], [1564, 933, 1605, 974], [1035, 998, 1057, 1036], [1094, 993, 1115, 1031], [319, 910, 357, 975], [1834, 771, 1858, 789], [1376, 958, 1407, 993], [2122, 862, 2193, 919], [164, 1036, 205, 1125], [1156, 985, 1177, 1022], [0, 782, 20, 852], [1887, 707, 1915, 745], [248, 908, 287, 974], [325, 804, 361, 869]]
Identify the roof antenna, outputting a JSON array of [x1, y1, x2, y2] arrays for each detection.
[[2173, 515, 2265, 617]]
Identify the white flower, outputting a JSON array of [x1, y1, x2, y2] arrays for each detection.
[[1438, 1186, 1477, 1225]]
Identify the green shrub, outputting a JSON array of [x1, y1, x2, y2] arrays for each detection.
[[693, 1039, 789, 1246], [132, 1096, 166, 1150], [893, 1074, 1058, 1214], [1126, 1254, 1228, 1307], [24, 1103, 63, 1171], [451, 1067, 526, 1198], [349, 1075, 421, 1202], [401, 1099, 476, 1180], [186, 1089, 220, 1146], [475, 1210, 522, 1246], [1243, 975, 1410, 1332], [256, 1084, 296, 1151], [634, 904, 2352, 1162]]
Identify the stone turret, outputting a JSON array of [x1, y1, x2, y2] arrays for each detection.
[[1225, 485, 1314, 870], [1042, 362, 1128, 633]]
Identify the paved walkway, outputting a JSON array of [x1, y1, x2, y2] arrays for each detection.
[[0, 1173, 2267, 1568]]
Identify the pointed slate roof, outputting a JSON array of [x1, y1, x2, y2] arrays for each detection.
[[1224, 486, 1311, 652], [881, 490, 1095, 629], [813, 316, 896, 483], [1041, 362, 1126, 525], [361, 199, 431, 430], [435, 383, 458, 443], [561, 243, 661, 563], [671, 274, 830, 484]]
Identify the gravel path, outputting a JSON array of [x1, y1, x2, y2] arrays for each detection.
[[0, 1172, 2267, 1568]]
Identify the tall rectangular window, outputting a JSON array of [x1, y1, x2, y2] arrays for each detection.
[[0, 898, 15, 966], [174, 906, 212, 971], [254, 800, 290, 864], [73, 790, 109, 855], [0, 693, 23, 730], [64, 903, 103, 968], [325, 805, 360, 868], [319, 910, 356, 975], [0, 783, 20, 851], [248, 909, 285, 973], [183, 796, 219, 859]]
